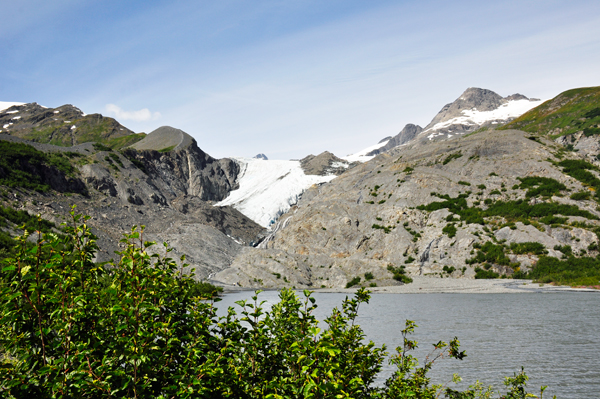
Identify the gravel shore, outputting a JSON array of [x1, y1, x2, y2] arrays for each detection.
[[315, 277, 600, 294]]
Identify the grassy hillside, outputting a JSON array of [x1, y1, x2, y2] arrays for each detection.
[[501, 86, 600, 138], [1, 104, 145, 149]]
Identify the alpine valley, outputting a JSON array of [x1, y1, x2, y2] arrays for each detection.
[[1, 86, 600, 289]]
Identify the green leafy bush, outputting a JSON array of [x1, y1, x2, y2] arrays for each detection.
[[474, 267, 500, 279], [442, 223, 457, 238], [539, 215, 568, 225], [466, 241, 510, 266], [510, 242, 547, 255], [442, 152, 462, 165], [442, 266, 456, 274], [345, 276, 361, 288], [570, 191, 591, 200], [528, 255, 600, 286], [387, 264, 413, 284]]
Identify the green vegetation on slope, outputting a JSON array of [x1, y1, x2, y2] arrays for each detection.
[[527, 256, 600, 287], [501, 86, 600, 137], [23, 117, 145, 149], [418, 193, 597, 226], [0, 141, 80, 192]]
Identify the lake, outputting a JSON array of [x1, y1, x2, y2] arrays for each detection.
[[215, 290, 600, 399]]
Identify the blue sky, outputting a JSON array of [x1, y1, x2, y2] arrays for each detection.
[[2, 0, 600, 159]]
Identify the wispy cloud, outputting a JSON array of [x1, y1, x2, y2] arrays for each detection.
[[105, 104, 161, 122]]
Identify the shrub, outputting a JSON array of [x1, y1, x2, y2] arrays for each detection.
[[570, 191, 591, 200], [387, 264, 413, 284], [92, 142, 112, 151], [466, 241, 510, 266], [442, 266, 456, 274], [364, 272, 374, 281], [510, 242, 547, 255], [345, 276, 361, 288], [442, 223, 457, 238], [517, 176, 566, 198], [539, 215, 568, 225], [442, 152, 462, 165], [474, 267, 500, 279]]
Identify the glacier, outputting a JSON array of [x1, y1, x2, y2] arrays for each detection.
[[216, 157, 336, 228]]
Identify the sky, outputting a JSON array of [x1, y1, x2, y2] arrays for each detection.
[[2, 0, 600, 160]]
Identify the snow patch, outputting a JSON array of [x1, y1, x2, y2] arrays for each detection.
[[54, 110, 60, 114], [343, 139, 390, 163], [424, 99, 543, 133], [71, 125, 76, 130], [3, 123, 12, 129], [11, 116, 21, 120], [330, 161, 349, 169], [216, 158, 336, 228]]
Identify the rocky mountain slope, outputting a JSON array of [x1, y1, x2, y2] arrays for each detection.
[[215, 86, 600, 289], [0, 105, 265, 279]]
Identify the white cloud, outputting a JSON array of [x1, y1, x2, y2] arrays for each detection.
[[105, 104, 161, 122]]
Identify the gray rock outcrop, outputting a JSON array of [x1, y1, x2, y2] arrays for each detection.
[[367, 124, 423, 156], [300, 151, 352, 176]]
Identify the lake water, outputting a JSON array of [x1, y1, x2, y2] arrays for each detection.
[[215, 290, 600, 399]]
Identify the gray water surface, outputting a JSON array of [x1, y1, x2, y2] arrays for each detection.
[[215, 291, 600, 399]]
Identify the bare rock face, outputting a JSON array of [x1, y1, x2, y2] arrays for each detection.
[[130, 126, 240, 202], [300, 151, 351, 176], [215, 129, 600, 289], [367, 124, 423, 156]]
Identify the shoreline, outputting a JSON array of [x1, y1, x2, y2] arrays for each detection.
[[218, 277, 600, 294], [314, 277, 600, 294]]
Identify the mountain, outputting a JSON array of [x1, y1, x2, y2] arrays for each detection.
[[3, 87, 600, 290], [214, 87, 600, 289], [253, 153, 268, 160], [0, 105, 265, 279], [345, 88, 542, 161], [0, 102, 145, 148], [416, 88, 542, 142]]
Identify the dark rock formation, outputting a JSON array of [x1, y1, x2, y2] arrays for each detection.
[[367, 124, 423, 156]]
